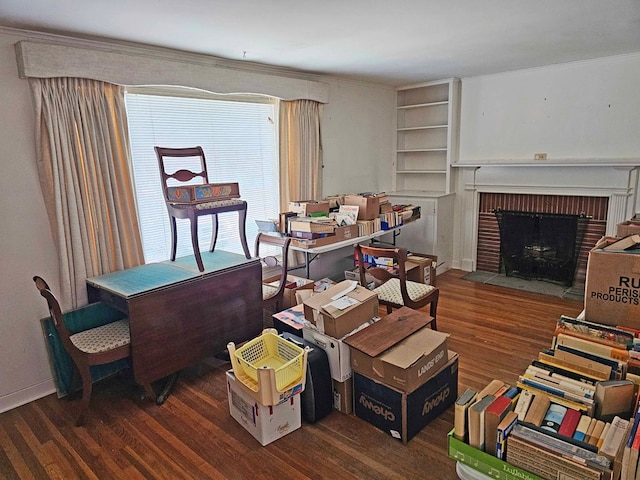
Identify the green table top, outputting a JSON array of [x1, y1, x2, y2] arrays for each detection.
[[86, 250, 255, 298]]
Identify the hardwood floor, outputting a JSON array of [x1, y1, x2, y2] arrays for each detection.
[[0, 269, 584, 479]]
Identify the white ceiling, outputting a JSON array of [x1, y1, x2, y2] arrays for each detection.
[[2, 0, 640, 85]]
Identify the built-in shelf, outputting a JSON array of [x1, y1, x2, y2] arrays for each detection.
[[394, 78, 460, 195], [453, 158, 640, 168], [397, 125, 448, 132], [397, 100, 449, 110], [389, 190, 453, 198]]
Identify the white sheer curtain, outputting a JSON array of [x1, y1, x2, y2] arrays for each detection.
[[278, 99, 323, 211], [30, 77, 144, 309]]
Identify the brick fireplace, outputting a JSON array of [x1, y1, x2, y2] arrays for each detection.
[[452, 161, 639, 281], [476, 193, 608, 287]]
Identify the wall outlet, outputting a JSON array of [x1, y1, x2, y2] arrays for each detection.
[[534, 153, 547, 160]]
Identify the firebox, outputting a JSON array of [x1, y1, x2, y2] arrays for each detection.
[[494, 209, 590, 287]]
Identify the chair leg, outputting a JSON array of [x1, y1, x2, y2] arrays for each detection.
[[209, 214, 219, 253], [68, 365, 82, 400], [169, 216, 178, 261], [190, 217, 205, 272], [76, 368, 93, 427], [238, 206, 251, 259]]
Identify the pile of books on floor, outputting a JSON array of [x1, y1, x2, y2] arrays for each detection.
[[451, 315, 640, 480]]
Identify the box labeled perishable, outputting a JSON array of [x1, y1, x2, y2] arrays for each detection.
[[226, 370, 301, 446], [345, 306, 448, 393], [584, 240, 640, 327], [288, 200, 330, 216], [303, 280, 378, 338], [354, 351, 458, 444]]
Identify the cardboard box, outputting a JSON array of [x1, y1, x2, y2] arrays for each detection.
[[303, 327, 353, 382], [354, 351, 458, 444], [288, 200, 330, 216], [291, 225, 359, 249], [345, 306, 448, 393], [226, 370, 301, 446], [406, 253, 437, 286], [333, 378, 353, 414], [263, 274, 314, 309], [303, 280, 379, 338], [272, 304, 305, 336], [344, 268, 379, 289], [584, 244, 640, 327], [344, 194, 380, 221], [616, 220, 640, 237]]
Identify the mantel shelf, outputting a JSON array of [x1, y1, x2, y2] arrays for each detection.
[[453, 158, 640, 168]]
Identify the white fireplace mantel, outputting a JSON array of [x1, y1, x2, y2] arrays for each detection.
[[453, 160, 640, 272]]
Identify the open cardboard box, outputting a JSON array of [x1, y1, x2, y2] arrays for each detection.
[[302, 280, 378, 338], [353, 351, 458, 444], [345, 306, 448, 393]]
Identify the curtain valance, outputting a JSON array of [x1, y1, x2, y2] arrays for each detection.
[[16, 40, 329, 103]]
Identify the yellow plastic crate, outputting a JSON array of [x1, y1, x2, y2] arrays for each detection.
[[227, 330, 307, 405]]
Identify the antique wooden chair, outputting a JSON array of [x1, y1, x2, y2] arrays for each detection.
[[354, 244, 439, 330], [154, 146, 251, 272], [33, 276, 131, 426], [255, 233, 291, 316]]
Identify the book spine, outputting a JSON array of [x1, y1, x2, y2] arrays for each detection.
[[514, 389, 534, 421], [526, 365, 596, 396], [573, 415, 593, 442], [538, 352, 610, 381], [520, 375, 594, 403], [557, 408, 582, 438], [517, 382, 591, 414], [555, 333, 630, 362]]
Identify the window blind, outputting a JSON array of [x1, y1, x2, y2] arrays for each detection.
[[125, 90, 280, 263]]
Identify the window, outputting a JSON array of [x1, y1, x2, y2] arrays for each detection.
[[125, 88, 279, 263]]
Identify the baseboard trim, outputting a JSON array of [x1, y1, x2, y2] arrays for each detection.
[[0, 379, 56, 414]]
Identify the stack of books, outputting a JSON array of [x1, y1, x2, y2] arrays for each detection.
[[452, 314, 640, 480]]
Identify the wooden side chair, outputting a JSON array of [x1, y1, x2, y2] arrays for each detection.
[[154, 146, 251, 272], [255, 233, 291, 316], [33, 276, 131, 426], [354, 244, 439, 330]]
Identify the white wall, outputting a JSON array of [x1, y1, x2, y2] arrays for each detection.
[[0, 28, 394, 412], [0, 30, 61, 410], [452, 53, 640, 272], [459, 53, 640, 161]]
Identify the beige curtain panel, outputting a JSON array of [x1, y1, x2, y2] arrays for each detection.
[[279, 99, 323, 212], [30, 77, 144, 309]]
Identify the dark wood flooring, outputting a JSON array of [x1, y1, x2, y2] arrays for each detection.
[[0, 269, 584, 479]]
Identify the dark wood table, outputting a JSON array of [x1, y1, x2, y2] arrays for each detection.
[[86, 250, 262, 403]]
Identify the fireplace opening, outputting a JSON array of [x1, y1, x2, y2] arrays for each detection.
[[494, 209, 590, 287]]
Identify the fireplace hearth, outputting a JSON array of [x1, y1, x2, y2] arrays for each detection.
[[494, 209, 589, 287]]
